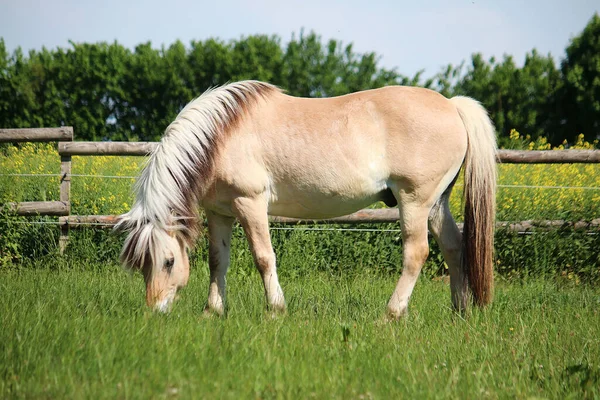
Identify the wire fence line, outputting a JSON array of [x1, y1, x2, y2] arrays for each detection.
[[12, 221, 600, 236], [6, 219, 599, 236], [497, 184, 600, 190], [0, 173, 137, 179], [9, 220, 402, 232], [1, 173, 600, 190], [7, 220, 405, 233]]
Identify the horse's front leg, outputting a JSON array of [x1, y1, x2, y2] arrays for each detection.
[[205, 210, 235, 316], [233, 196, 286, 312]]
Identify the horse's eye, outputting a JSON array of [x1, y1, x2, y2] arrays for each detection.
[[164, 258, 175, 271]]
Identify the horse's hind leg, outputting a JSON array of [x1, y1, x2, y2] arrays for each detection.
[[387, 201, 431, 319], [205, 210, 235, 316], [428, 194, 468, 311], [233, 196, 286, 312]]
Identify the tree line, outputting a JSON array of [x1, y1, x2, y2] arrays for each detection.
[[0, 14, 598, 145]]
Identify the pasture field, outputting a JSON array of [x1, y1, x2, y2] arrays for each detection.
[[1, 262, 600, 399], [1, 142, 599, 398]]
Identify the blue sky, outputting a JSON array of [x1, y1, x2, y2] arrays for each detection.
[[1, 0, 598, 77]]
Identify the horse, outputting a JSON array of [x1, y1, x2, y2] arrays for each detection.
[[116, 80, 497, 318]]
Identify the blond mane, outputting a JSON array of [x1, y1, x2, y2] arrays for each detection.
[[117, 81, 278, 271]]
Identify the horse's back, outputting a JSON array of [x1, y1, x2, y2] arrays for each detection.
[[204, 85, 468, 218], [264, 85, 468, 187]]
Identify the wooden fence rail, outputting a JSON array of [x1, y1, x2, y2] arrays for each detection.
[[498, 149, 600, 163], [2, 127, 600, 252], [6, 201, 69, 216], [58, 141, 156, 156], [56, 141, 600, 163], [0, 127, 73, 143]]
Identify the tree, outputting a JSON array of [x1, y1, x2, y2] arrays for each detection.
[[510, 50, 561, 141], [119, 41, 192, 141], [0, 39, 10, 128], [230, 35, 284, 83], [280, 30, 403, 98], [556, 13, 600, 143], [453, 51, 560, 144], [187, 38, 234, 90]]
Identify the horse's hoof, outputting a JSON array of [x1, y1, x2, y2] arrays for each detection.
[[202, 306, 225, 318], [385, 307, 408, 321], [266, 305, 287, 319]]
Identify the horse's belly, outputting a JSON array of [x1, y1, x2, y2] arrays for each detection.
[[267, 180, 389, 219]]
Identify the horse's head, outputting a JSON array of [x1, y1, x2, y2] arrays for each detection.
[[141, 231, 190, 312], [118, 221, 190, 312]]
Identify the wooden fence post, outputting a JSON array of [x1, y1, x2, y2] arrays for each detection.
[[59, 156, 71, 253]]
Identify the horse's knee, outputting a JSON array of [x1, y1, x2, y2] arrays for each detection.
[[254, 252, 276, 274], [403, 239, 430, 273], [416, 244, 430, 264]]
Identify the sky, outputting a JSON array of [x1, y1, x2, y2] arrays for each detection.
[[1, 0, 598, 78]]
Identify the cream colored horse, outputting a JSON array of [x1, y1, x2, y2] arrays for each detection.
[[117, 81, 497, 318]]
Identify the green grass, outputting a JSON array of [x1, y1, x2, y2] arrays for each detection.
[[2, 262, 599, 399]]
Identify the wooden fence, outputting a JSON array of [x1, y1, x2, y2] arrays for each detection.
[[1, 128, 72, 252], [57, 141, 600, 162], [2, 127, 600, 252]]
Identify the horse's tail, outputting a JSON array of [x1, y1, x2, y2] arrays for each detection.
[[451, 96, 497, 306]]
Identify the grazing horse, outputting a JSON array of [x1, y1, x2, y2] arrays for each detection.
[[117, 81, 497, 318]]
